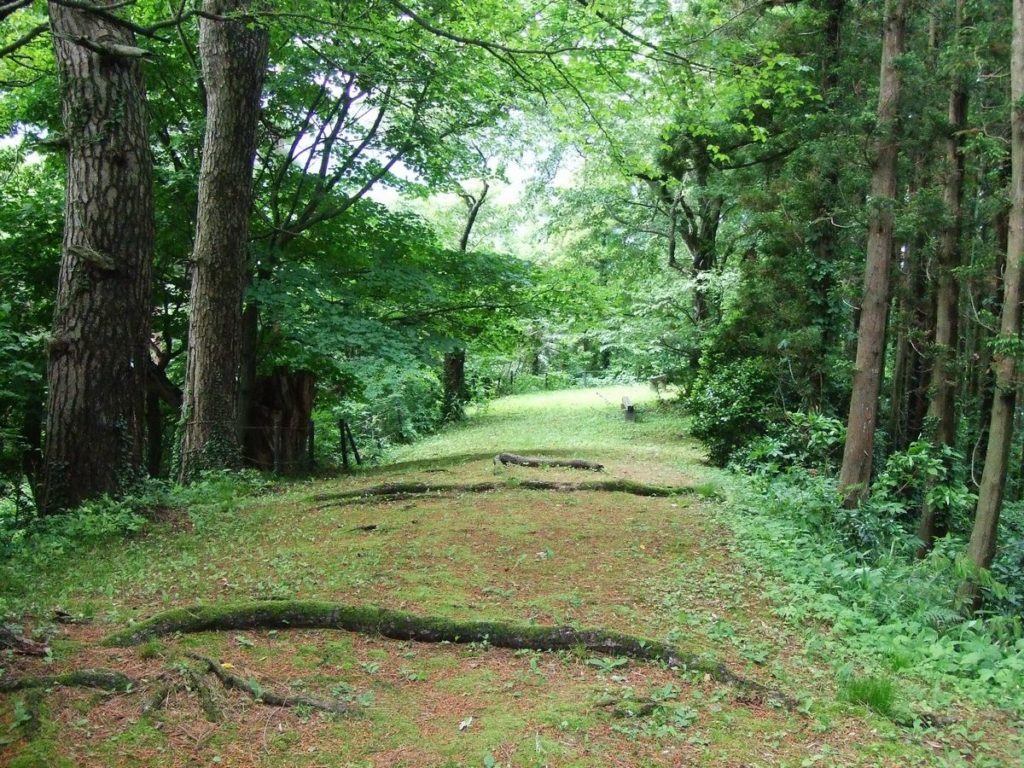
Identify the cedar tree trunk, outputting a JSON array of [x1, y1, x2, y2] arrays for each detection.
[[960, 0, 1024, 608], [918, 0, 969, 553], [837, 0, 907, 507]]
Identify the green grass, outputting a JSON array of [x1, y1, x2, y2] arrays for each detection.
[[1, 385, 1022, 767], [839, 674, 898, 718]]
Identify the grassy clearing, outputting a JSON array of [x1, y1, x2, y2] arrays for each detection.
[[1, 385, 1021, 766]]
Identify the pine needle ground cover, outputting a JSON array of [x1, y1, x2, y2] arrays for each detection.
[[1, 386, 1021, 767]]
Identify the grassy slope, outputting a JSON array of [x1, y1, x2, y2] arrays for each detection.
[[0, 385, 1020, 767]]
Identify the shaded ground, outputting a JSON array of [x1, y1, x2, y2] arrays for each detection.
[[1, 386, 1021, 766]]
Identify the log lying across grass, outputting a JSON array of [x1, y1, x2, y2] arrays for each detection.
[[494, 453, 605, 471], [102, 600, 794, 708], [314, 478, 691, 505], [0, 669, 135, 693]]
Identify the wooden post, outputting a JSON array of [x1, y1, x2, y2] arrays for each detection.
[[621, 397, 636, 422], [338, 419, 349, 471], [345, 421, 362, 465]]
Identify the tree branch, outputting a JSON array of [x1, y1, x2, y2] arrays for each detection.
[[0, 22, 47, 58]]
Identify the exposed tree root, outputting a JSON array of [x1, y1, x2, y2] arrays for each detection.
[[314, 478, 690, 505], [0, 625, 48, 656], [494, 453, 605, 471], [187, 653, 351, 715], [182, 664, 223, 722], [102, 601, 794, 708], [594, 696, 661, 718], [142, 680, 180, 714], [0, 669, 135, 693]]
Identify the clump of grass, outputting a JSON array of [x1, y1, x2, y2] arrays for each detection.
[[137, 639, 165, 660], [840, 674, 897, 718]]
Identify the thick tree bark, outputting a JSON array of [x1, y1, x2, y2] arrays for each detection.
[[918, 0, 969, 553], [838, 0, 907, 507], [39, 1, 154, 513], [178, 0, 268, 482], [960, 0, 1024, 608], [441, 349, 468, 422]]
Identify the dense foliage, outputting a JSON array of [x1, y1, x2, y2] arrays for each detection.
[[3, 0, 1024, 725]]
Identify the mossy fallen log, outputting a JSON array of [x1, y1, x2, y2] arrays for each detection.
[[0, 669, 135, 693], [102, 601, 792, 707], [314, 478, 689, 504], [494, 453, 605, 471]]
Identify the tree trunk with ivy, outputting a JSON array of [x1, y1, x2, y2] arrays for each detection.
[[441, 350, 468, 422], [960, 0, 1024, 609], [39, 1, 155, 513], [837, 0, 907, 507], [178, 0, 268, 482]]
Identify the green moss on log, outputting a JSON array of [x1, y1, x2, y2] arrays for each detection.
[[0, 669, 135, 693], [101, 600, 792, 707], [314, 478, 690, 504]]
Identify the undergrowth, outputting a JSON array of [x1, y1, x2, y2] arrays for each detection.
[[723, 464, 1024, 716], [0, 470, 270, 619]]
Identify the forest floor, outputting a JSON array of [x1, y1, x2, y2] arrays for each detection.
[[1, 385, 1022, 767]]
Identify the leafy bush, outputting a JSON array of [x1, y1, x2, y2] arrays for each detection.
[[686, 356, 779, 465], [740, 410, 846, 474]]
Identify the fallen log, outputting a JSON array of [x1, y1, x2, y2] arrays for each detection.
[[0, 669, 135, 693], [494, 453, 604, 471], [102, 600, 794, 708], [314, 478, 690, 505]]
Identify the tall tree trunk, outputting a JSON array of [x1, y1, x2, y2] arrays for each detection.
[[441, 350, 468, 423], [39, 1, 154, 513], [838, 0, 907, 507], [960, 0, 1024, 609], [808, 0, 845, 408], [178, 0, 268, 482], [441, 181, 489, 422], [918, 0, 970, 553]]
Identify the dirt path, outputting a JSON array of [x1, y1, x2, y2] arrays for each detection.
[[1, 386, 1014, 766]]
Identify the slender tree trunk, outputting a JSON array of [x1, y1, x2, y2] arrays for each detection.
[[458, 181, 489, 253], [440, 181, 490, 422], [918, 0, 969, 552], [960, 0, 1024, 609], [39, 1, 154, 513], [178, 0, 268, 482], [809, 0, 846, 406], [838, 0, 907, 507]]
